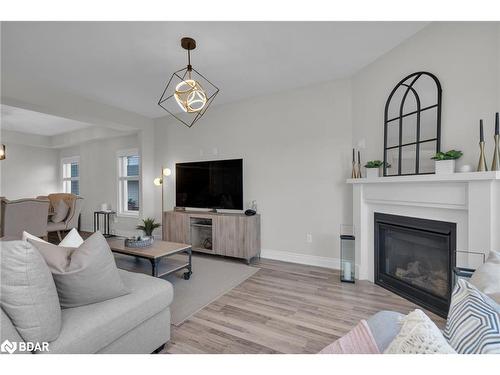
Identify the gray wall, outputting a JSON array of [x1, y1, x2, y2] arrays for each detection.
[[154, 79, 353, 266], [352, 22, 500, 170], [0, 142, 59, 199], [59, 133, 142, 236]]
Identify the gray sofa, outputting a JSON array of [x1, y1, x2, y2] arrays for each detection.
[[1, 269, 173, 354]]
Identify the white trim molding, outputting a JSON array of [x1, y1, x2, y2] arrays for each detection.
[[261, 248, 340, 270]]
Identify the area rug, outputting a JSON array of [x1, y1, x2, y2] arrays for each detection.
[[114, 253, 259, 326]]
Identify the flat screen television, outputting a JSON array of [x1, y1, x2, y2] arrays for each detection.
[[176, 159, 243, 210]]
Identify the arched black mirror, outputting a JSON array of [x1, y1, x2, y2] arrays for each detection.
[[384, 72, 442, 176]]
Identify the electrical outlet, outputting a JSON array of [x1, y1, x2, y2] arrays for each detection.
[[306, 233, 313, 243]]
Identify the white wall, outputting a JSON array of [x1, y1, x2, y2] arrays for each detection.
[[0, 142, 59, 199], [352, 22, 500, 170], [59, 133, 142, 236], [154, 79, 353, 267]]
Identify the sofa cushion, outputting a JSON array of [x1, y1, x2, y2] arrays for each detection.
[[37, 270, 173, 354], [29, 232, 129, 308], [443, 279, 500, 354], [1, 308, 28, 354], [51, 199, 69, 223], [0, 241, 62, 343], [470, 250, 500, 304]]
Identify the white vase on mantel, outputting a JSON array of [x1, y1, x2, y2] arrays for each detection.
[[366, 168, 381, 179], [435, 159, 456, 175]]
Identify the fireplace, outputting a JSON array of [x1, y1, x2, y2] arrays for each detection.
[[374, 213, 456, 318]]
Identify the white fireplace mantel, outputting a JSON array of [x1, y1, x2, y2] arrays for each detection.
[[347, 171, 500, 282]]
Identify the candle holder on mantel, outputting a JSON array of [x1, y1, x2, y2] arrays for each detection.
[[351, 149, 357, 179], [340, 224, 355, 283], [356, 151, 362, 178], [477, 119, 488, 172], [492, 112, 500, 171]]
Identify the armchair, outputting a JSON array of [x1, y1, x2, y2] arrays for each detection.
[[0, 197, 50, 239], [46, 193, 84, 241]]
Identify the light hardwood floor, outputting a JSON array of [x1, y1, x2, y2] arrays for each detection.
[[162, 258, 445, 354]]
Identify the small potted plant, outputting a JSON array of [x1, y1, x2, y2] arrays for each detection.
[[431, 150, 463, 174], [136, 217, 161, 241], [364, 160, 390, 179]]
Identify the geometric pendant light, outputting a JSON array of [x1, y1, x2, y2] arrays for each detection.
[[158, 37, 219, 128]]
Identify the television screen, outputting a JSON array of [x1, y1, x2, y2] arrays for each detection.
[[176, 159, 243, 210]]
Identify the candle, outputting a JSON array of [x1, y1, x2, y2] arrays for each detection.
[[480, 119, 484, 142], [352, 148, 355, 163], [496, 112, 499, 136], [358, 151, 361, 164], [344, 261, 352, 281]]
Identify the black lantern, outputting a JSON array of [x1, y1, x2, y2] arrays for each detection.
[[340, 234, 355, 283], [158, 37, 219, 128]]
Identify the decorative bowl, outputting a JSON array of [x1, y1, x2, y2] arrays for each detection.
[[124, 236, 154, 248]]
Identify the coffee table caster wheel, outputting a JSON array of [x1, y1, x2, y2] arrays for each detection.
[[183, 271, 191, 280]]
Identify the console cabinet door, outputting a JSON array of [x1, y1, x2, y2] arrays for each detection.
[[164, 212, 189, 243], [214, 215, 240, 257]]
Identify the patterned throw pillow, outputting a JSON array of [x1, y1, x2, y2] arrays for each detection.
[[443, 279, 500, 354]]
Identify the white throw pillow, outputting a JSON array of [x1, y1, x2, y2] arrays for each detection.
[[470, 250, 500, 304], [58, 228, 84, 247], [384, 309, 455, 354], [51, 199, 69, 223]]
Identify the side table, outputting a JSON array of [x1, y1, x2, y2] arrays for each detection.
[[94, 210, 116, 237]]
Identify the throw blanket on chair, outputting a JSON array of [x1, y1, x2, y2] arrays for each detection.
[[319, 320, 379, 354]]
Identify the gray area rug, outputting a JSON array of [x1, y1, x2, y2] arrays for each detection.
[[114, 253, 259, 326]]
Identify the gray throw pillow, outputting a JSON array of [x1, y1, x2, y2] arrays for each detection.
[[29, 232, 129, 308], [51, 199, 69, 223], [0, 241, 62, 343]]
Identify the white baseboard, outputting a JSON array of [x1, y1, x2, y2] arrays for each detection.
[[260, 248, 340, 270]]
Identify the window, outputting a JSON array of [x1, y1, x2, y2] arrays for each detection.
[[118, 150, 140, 216], [62, 156, 80, 195]]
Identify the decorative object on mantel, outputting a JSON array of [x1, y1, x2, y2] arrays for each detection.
[[340, 224, 355, 283], [431, 150, 463, 175], [458, 164, 473, 173], [356, 151, 362, 178], [158, 37, 219, 128], [383, 72, 442, 176], [153, 166, 171, 239], [136, 217, 161, 239], [364, 160, 391, 179], [492, 112, 500, 171], [351, 148, 358, 179], [0, 144, 5, 160], [477, 119, 488, 172]]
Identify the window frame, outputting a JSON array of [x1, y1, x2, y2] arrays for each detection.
[[61, 156, 80, 195], [117, 149, 141, 217]]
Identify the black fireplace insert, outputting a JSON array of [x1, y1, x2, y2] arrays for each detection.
[[374, 213, 456, 318]]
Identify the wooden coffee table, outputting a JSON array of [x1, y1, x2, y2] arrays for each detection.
[[107, 238, 192, 279]]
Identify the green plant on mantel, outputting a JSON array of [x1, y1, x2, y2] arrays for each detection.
[[136, 218, 161, 237], [364, 160, 391, 168], [431, 150, 463, 160]]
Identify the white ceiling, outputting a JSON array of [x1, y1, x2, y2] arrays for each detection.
[[1, 104, 93, 136], [1, 22, 429, 119]]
